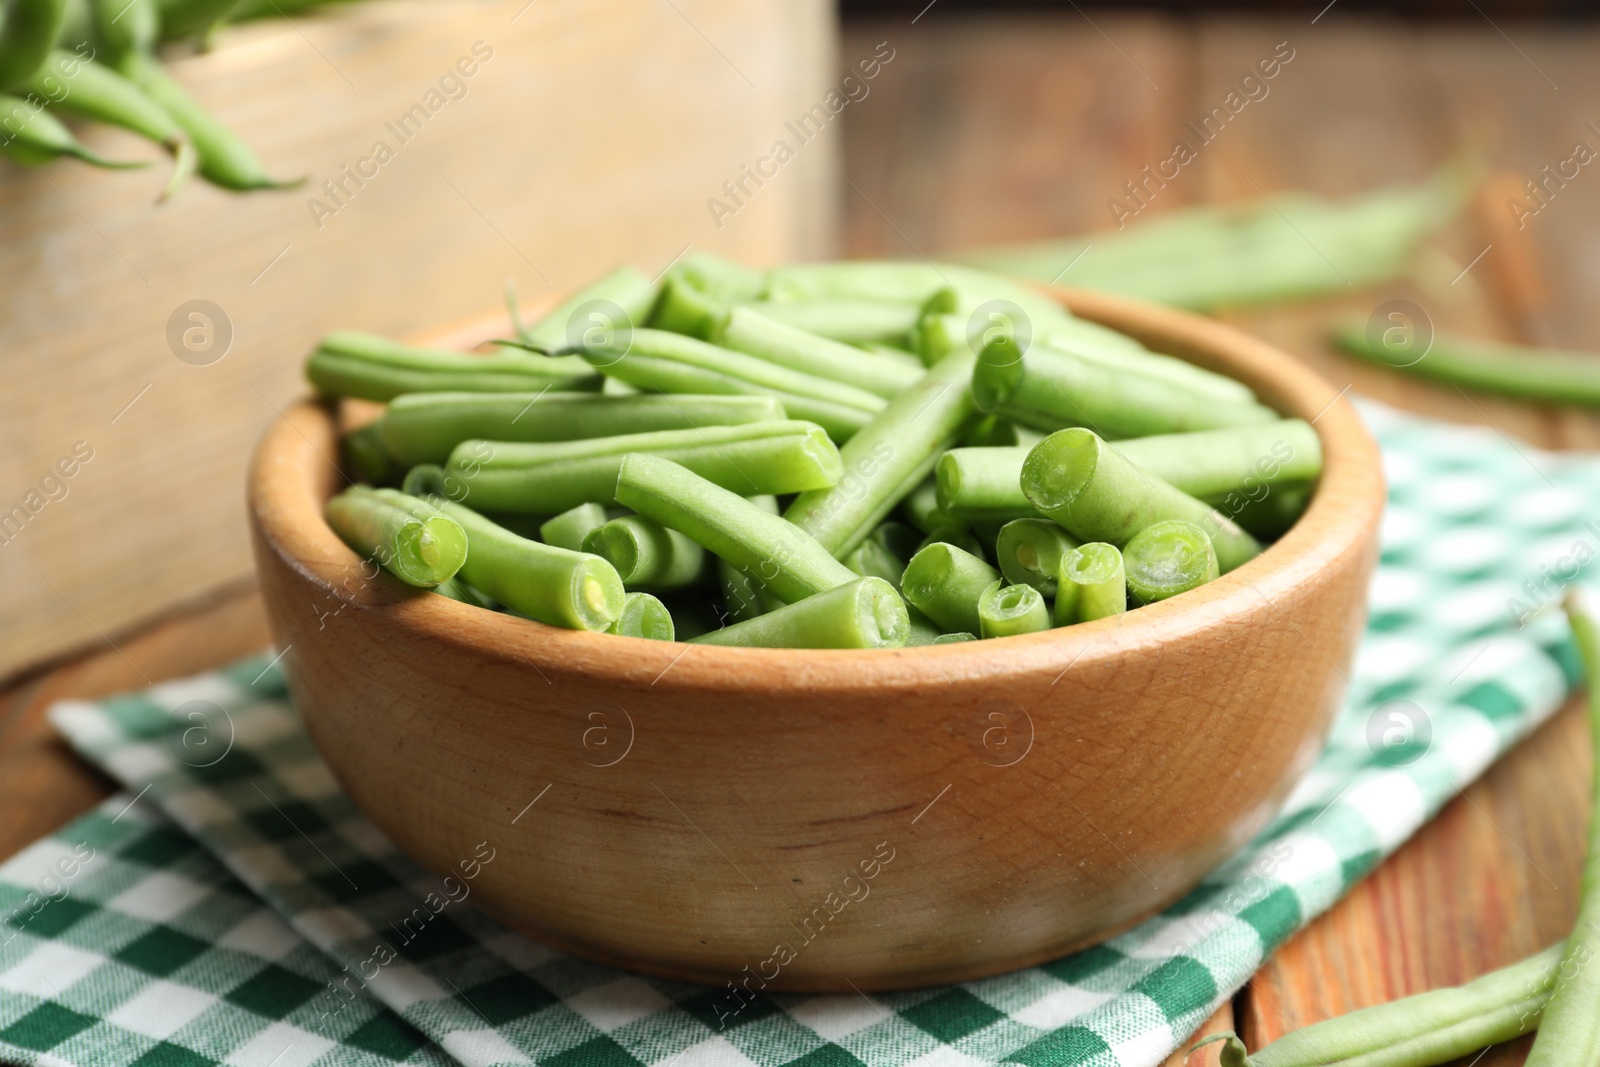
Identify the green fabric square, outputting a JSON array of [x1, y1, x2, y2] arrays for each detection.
[[1238, 886, 1302, 949], [345, 1013, 429, 1059], [185, 750, 267, 785], [542, 1034, 647, 1067], [225, 963, 322, 1018], [393, 916, 476, 962], [780, 1045, 866, 1067], [1459, 680, 1522, 721], [1129, 955, 1216, 1023], [463, 972, 558, 1025], [24, 896, 97, 937], [243, 800, 329, 842], [129, 1040, 219, 1067], [1007, 1024, 1113, 1067], [1543, 634, 1584, 689], [680, 989, 780, 1032], [116, 926, 211, 976], [900, 988, 1003, 1043], [1341, 849, 1381, 887], [119, 829, 198, 868], [1041, 944, 1125, 986], [100, 696, 173, 739], [0, 1002, 98, 1051], [309, 861, 401, 903], [1365, 610, 1410, 633]]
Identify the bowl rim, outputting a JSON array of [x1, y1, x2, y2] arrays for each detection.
[[249, 283, 1385, 693]]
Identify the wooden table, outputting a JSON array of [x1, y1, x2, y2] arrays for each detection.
[[5, 11, 1598, 1066]]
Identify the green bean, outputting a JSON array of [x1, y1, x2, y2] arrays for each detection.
[[901, 541, 1000, 635], [1021, 428, 1262, 572], [996, 518, 1079, 594], [91, 0, 156, 63], [910, 312, 975, 367], [845, 536, 906, 586], [28, 51, 195, 198], [903, 476, 962, 535], [433, 575, 496, 610], [715, 307, 923, 400], [613, 453, 856, 605], [737, 299, 920, 345], [421, 496, 623, 630], [0, 0, 66, 91], [306, 331, 601, 401], [691, 577, 908, 649], [975, 331, 1278, 437], [538, 502, 609, 552], [0, 91, 145, 167], [1203, 943, 1564, 1067], [855, 341, 925, 371], [1335, 325, 1600, 407], [717, 494, 783, 622], [342, 422, 395, 485], [375, 391, 784, 466], [156, 0, 240, 40], [978, 580, 1049, 639], [935, 447, 1040, 522], [1053, 542, 1126, 624], [575, 327, 884, 441], [679, 251, 766, 299], [1224, 483, 1312, 541], [1123, 520, 1218, 603], [517, 266, 656, 352], [961, 414, 1023, 448], [905, 607, 943, 645], [1045, 332, 1256, 404], [118, 51, 300, 190], [324, 486, 467, 588], [445, 420, 840, 513], [649, 272, 727, 338], [917, 526, 987, 564], [607, 592, 675, 641], [1527, 594, 1600, 1067], [583, 514, 709, 590], [784, 348, 978, 556], [932, 631, 976, 644]]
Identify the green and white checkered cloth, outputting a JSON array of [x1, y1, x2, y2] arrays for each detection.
[[3, 401, 1590, 1067]]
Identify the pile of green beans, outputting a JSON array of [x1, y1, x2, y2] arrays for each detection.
[[0, 0, 337, 196], [311, 255, 1320, 647]]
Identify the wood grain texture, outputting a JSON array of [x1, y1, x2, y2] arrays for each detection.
[[0, 0, 839, 683]]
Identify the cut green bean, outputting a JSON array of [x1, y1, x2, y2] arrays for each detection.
[[648, 252, 765, 338], [917, 526, 987, 564], [607, 592, 675, 641], [715, 306, 923, 400], [422, 496, 623, 631], [932, 631, 976, 644], [996, 518, 1080, 594], [692, 577, 908, 649], [433, 575, 496, 610], [324, 486, 466, 588], [1021, 428, 1262, 572], [445, 420, 841, 513], [583, 514, 709, 590], [1336, 325, 1600, 407], [974, 331, 1278, 437], [1204, 943, 1563, 1067], [538, 502, 609, 552], [1123, 520, 1219, 603], [574, 327, 884, 441], [1221, 483, 1313, 541], [717, 494, 783, 622], [845, 537, 906, 586], [1054, 542, 1126, 625], [1044, 332, 1256, 404], [308, 331, 601, 401], [1527, 594, 1600, 1067], [737, 299, 920, 345], [614, 453, 857, 605], [785, 348, 978, 556], [342, 422, 395, 486], [978, 580, 1050, 639], [517, 266, 656, 353], [901, 541, 1000, 635], [903, 477, 962, 535], [376, 391, 785, 466]]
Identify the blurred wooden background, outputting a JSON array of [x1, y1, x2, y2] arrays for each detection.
[[0, 0, 838, 682]]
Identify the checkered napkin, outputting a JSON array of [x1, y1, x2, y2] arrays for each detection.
[[3, 400, 1590, 1067]]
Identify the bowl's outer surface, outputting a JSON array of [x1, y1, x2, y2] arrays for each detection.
[[248, 286, 1384, 992]]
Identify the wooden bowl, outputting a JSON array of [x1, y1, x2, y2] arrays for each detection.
[[247, 285, 1383, 992]]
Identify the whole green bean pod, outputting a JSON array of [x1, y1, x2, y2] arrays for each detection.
[[973, 331, 1277, 437], [737, 299, 921, 345], [518, 265, 656, 352], [1202, 943, 1564, 1067], [1054, 542, 1126, 625], [996, 518, 1080, 594], [1526, 595, 1600, 1067], [715, 307, 923, 400], [0, 0, 66, 91], [692, 577, 908, 649], [324, 486, 467, 588], [1123, 520, 1219, 603], [0, 91, 144, 166], [538, 502, 609, 552], [901, 541, 1000, 635], [978, 580, 1050, 639], [445, 421, 841, 513], [1021, 428, 1262, 572], [423, 496, 624, 631], [1335, 324, 1600, 407], [613, 453, 857, 605], [607, 592, 675, 641], [306, 331, 601, 401], [576, 327, 884, 441], [583, 514, 709, 590], [784, 348, 978, 557], [90, 0, 157, 64], [156, 0, 241, 40], [376, 391, 785, 466]]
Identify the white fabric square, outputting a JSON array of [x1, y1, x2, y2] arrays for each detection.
[[481, 930, 556, 971], [218, 911, 302, 962], [363, 959, 449, 1011], [162, 788, 237, 829], [104, 743, 173, 784], [1009, 983, 1114, 1029], [441, 1027, 533, 1067], [276, 760, 340, 801], [898, 1048, 992, 1067], [295, 906, 372, 947], [1341, 771, 1426, 850], [337, 817, 398, 860], [0, 942, 104, 994], [672, 1035, 763, 1067], [45, 701, 119, 747], [106, 871, 211, 922], [229, 845, 301, 886], [1107, 1009, 1174, 1067], [107, 979, 216, 1039], [0, 838, 98, 886], [147, 675, 239, 713], [225, 1021, 336, 1067], [782, 994, 889, 1041], [229, 704, 300, 748], [566, 976, 673, 1032]]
